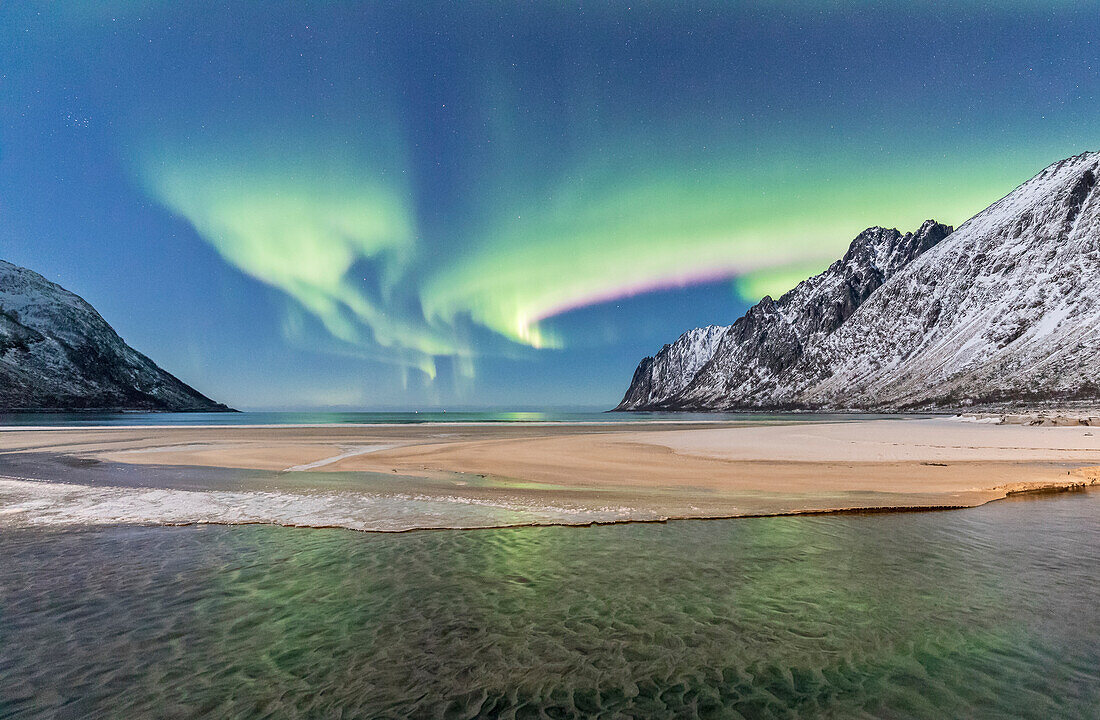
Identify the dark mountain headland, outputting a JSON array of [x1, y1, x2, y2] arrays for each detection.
[[0, 259, 231, 412]]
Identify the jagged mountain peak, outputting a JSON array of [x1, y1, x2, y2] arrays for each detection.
[[616, 219, 951, 410], [840, 219, 950, 276], [794, 150, 1100, 410], [617, 151, 1100, 412], [617, 324, 729, 410]]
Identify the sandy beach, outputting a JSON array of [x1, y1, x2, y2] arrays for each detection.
[[1, 417, 1098, 531]]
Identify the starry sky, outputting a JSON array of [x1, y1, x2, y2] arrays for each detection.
[[2, 2, 1097, 410]]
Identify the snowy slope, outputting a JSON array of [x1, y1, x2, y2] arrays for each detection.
[[618, 151, 1100, 411], [0, 260, 230, 411], [618, 220, 952, 409], [793, 152, 1100, 409], [616, 324, 729, 409]]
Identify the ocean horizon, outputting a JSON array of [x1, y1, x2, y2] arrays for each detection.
[[0, 409, 919, 428]]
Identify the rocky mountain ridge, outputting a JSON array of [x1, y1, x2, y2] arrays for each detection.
[[618, 151, 1100, 411], [0, 259, 231, 412]]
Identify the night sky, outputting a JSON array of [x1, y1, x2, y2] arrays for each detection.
[[2, 2, 1097, 409]]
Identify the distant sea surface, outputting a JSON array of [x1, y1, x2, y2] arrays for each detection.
[[2, 490, 1098, 718], [0, 410, 915, 427]]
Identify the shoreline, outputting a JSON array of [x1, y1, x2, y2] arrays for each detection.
[[3, 472, 1095, 535], [3, 417, 1100, 532]]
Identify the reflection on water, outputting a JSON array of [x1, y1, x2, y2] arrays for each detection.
[[1, 492, 1098, 719]]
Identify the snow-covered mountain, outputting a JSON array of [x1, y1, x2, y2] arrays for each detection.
[[0, 260, 231, 412], [616, 219, 952, 410], [617, 151, 1100, 411], [618, 324, 729, 409]]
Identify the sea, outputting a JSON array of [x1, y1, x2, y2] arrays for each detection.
[[0, 409, 906, 427]]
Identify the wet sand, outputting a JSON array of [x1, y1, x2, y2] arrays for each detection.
[[2, 418, 1099, 529]]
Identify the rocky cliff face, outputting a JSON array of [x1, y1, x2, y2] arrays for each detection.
[[617, 151, 1100, 411], [617, 324, 729, 410], [0, 260, 231, 411]]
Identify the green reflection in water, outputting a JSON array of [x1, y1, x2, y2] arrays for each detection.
[[1, 492, 1098, 718]]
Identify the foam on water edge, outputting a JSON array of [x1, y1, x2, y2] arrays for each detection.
[[0, 477, 666, 532]]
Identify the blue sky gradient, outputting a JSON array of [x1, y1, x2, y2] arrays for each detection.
[[2, 2, 1097, 409]]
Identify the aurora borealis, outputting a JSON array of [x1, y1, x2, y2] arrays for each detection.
[[3, 2, 1098, 408]]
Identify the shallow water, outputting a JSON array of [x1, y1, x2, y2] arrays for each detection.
[[2, 491, 1098, 719]]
